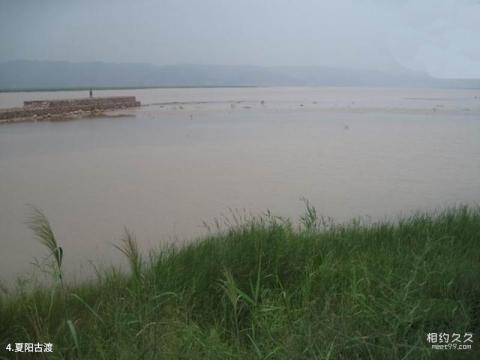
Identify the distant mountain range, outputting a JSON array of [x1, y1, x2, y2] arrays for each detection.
[[0, 60, 479, 90]]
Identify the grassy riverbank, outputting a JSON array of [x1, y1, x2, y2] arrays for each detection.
[[1, 206, 479, 359]]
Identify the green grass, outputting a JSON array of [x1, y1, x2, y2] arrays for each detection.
[[1, 206, 479, 359]]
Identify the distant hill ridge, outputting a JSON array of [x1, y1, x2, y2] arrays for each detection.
[[0, 60, 479, 90]]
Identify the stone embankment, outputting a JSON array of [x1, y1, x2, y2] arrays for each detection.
[[0, 96, 141, 124]]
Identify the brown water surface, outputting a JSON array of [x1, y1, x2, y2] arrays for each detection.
[[1, 87, 479, 283]]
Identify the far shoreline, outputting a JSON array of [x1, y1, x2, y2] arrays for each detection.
[[1, 84, 480, 94], [0, 85, 260, 93]]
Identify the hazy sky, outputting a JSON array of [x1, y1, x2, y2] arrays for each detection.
[[1, 0, 479, 78]]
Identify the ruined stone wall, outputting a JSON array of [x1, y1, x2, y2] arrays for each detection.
[[24, 96, 139, 109], [0, 96, 140, 121]]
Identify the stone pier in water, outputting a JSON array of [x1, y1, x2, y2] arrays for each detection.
[[0, 96, 141, 123]]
